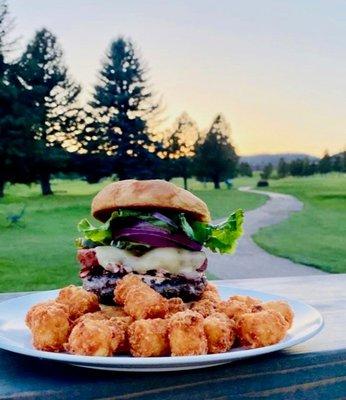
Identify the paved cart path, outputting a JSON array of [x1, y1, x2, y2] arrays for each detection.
[[207, 187, 327, 279]]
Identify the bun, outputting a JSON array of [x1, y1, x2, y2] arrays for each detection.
[[91, 180, 211, 222]]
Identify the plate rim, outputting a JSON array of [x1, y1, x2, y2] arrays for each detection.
[[0, 285, 324, 367]]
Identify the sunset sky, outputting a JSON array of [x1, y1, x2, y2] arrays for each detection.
[[10, 0, 346, 156]]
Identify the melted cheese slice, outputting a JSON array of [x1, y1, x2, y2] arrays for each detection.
[[95, 246, 206, 275]]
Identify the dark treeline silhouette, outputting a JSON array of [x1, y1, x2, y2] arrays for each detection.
[[275, 151, 346, 179]]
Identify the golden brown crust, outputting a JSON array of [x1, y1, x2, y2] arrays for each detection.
[[236, 310, 287, 348], [165, 298, 187, 318], [26, 301, 71, 352], [252, 300, 294, 329], [123, 285, 169, 320], [65, 319, 124, 356], [190, 299, 217, 318], [168, 310, 208, 356], [128, 319, 169, 357], [56, 285, 100, 320], [91, 179, 211, 222], [216, 300, 250, 321], [113, 274, 143, 305], [204, 312, 236, 354]]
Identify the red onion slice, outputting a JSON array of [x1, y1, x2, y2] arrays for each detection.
[[113, 225, 202, 251]]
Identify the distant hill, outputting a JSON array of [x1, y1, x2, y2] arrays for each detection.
[[240, 153, 318, 170]]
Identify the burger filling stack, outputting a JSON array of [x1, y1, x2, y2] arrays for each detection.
[[76, 180, 243, 304]]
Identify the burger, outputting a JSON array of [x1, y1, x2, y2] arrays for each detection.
[[76, 180, 243, 304]]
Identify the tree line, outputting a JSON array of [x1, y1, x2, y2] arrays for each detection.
[[260, 152, 346, 180], [0, 1, 239, 197]]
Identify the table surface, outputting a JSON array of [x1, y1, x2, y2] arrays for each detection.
[[0, 274, 345, 400]]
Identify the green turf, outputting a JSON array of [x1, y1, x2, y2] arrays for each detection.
[[0, 178, 265, 292], [253, 173, 346, 273]]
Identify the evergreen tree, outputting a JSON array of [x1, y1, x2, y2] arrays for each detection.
[[304, 159, 317, 176], [318, 151, 332, 174], [17, 28, 80, 195], [0, 0, 13, 196], [87, 37, 159, 180], [194, 114, 238, 189], [0, 1, 33, 197], [277, 158, 289, 178], [163, 112, 199, 189], [238, 162, 253, 177], [331, 152, 345, 172], [72, 107, 113, 183], [289, 159, 304, 176], [341, 151, 346, 173], [260, 163, 273, 179]]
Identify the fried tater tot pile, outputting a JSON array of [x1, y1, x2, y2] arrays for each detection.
[[25, 278, 294, 357]]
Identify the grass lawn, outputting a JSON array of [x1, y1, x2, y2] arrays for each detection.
[[0, 177, 265, 292], [253, 173, 346, 273]]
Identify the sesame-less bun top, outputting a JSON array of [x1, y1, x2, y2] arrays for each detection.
[[91, 179, 211, 223]]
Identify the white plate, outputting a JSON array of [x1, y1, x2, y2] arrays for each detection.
[[0, 284, 323, 372]]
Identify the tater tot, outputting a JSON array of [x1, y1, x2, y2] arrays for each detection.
[[107, 316, 133, 354], [204, 283, 218, 294], [190, 299, 216, 317], [168, 311, 207, 356], [100, 305, 128, 319], [25, 300, 67, 328], [56, 285, 100, 320], [114, 274, 143, 305], [204, 312, 236, 354], [26, 301, 71, 352], [200, 283, 221, 304], [124, 285, 168, 320], [73, 311, 107, 327], [166, 297, 187, 318], [65, 319, 124, 356], [253, 301, 294, 328], [216, 300, 250, 321], [128, 319, 169, 357], [236, 310, 287, 348], [230, 295, 261, 307]]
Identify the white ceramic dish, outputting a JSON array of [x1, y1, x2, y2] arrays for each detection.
[[0, 284, 323, 372]]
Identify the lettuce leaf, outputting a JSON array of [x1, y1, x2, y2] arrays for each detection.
[[77, 208, 244, 254], [180, 209, 244, 254], [77, 218, 112, 245]]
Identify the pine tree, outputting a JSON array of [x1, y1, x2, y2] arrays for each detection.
[[0, 1, 13, 196], [17, 28, 80, 195], [87, 37, 159, 180], [238, 162, 253, 177], [331, 152, 345, 172], [194, 114, 238, 189], [163, 112, 199, 189], [277, 158, 289, 178], [72, 107, 113, 183], [261, 163, 273, 179], [318, 151, 332, 174], [0, 1, 33, 197]]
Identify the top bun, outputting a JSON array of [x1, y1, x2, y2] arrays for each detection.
[[92, 179, 211, 223]]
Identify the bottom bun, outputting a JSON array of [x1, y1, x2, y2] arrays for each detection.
[[82, 266, 207, 304]]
